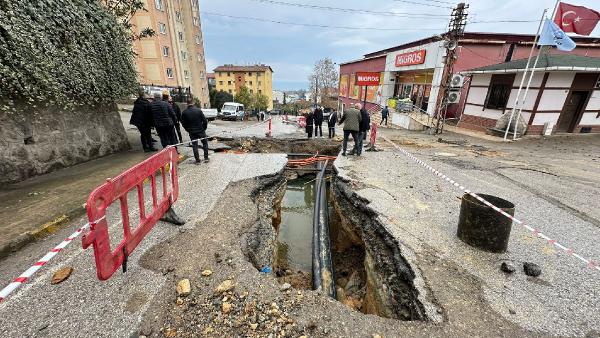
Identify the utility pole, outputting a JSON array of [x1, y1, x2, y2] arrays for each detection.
[[433, 2, 468, 134]]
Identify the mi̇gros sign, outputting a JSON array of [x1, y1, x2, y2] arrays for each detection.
[[355, 72, 381, 86], [395, 50, 427, 67]]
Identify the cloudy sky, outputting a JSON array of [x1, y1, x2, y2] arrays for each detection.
[[199, 0, 600, 90]]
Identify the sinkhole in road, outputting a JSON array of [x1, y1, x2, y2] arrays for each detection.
[[245, 168, 429, 321]]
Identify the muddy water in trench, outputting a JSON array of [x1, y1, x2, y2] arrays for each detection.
[[276, 175, 315, 272]]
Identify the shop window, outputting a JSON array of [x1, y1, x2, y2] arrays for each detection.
[[484, 74, 514, 110]]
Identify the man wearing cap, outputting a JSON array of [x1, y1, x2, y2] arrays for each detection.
[[150, 92, 178, 149], [338, 103, 362, 156]]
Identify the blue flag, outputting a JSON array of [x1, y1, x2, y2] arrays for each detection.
[[538, 18, 576, 51]]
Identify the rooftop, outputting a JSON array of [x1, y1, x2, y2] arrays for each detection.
[[213, 64, 273, 73], [465, 54, 600, 74]]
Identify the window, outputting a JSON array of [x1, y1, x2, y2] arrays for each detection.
[[191, 0, 197, 9], [193, 17, 199, 26], [166, 68, 174, 78], [155, 0, 163, 10], [178, 32, 184, 42], [158, 22, 167, 34], [249, 81, 253, 86], [250, 89, 254, 94], [175, 11, 182, 21], [219, 81, 223, 85], [258, 81, 261, 86], [184, 70, 189, 79], [181, 51, 187, 60], [195, 35, 201, 45], [228, 89, 232, 93], [258, 90, 262, 94], [248, 72, 252, 76], [162, 46, 169, 57], [227, 72, 230, 76], [484, 74, 514, 110], [227, 81, 232, 85]]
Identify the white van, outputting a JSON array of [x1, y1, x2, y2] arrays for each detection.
[[221, 102, 245, 121]]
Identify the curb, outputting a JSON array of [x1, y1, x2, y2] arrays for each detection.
[[0, 152, 188, 262]]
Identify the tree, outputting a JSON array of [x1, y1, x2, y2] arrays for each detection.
[[104, 0, 156, 40], [254, 93, 270, 112], [211, 90, 233, 111], [308, 58, 338, 108], [235, 86, 254, 110]]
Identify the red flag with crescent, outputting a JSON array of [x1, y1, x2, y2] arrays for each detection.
[[554, 2, 600, 36]]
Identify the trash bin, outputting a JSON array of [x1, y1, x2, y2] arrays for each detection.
[[457, 193, 515, 253]]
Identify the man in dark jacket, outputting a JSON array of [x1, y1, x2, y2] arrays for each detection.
[[357, 107, 371, 153], [380, 106, 389, 126], [165, 95, 183, 143], [151, 93, 178, 149], [313, 106, 324, 138], [338, 103, 362, 156], [305, 110, 314, 139], [181, 98, 209, 164], [327, 110, 337, 139], [130, 92, 157, 152]]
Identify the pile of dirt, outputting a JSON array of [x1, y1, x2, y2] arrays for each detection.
[[221, 137, 341, 156]]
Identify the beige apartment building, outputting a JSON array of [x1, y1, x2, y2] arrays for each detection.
[[131, 0, 209, 107], [214, 65, 274, 110]]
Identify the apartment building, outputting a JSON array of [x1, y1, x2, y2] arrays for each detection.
[[213, 65, 274, 110], [131, 0, 209, 107]]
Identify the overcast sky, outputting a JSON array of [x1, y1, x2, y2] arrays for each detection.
[[199, 0, 600, 90]]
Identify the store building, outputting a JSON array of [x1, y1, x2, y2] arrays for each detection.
[[339, 32, 600, 120], [461, 54, 600, 134]]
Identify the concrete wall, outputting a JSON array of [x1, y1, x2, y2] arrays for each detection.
[[0, 103, 129, 184]]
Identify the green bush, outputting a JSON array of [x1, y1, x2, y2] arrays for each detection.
[[0, 0, 138, 110]]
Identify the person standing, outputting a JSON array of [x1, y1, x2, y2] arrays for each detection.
[[166, 95, 183, 143], [380, 106, 389, 126], [151, 92, 178, 149], [305, 110, 314, 139], [130, 91, 157, 152], [181, 98, 209, 164], [327, 110, 337, 138], [357, 106, 371, 153], [313, 106, 324, 138], [338, 103, 362, 156]]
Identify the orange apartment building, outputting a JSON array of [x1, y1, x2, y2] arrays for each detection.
[[131, 0, 209, 107]]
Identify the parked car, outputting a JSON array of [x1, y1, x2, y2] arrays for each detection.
[[221, 102, 245, 121], [270, 109, 281, 115], [203, 108, 218, 121]]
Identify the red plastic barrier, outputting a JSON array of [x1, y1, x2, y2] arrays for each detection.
[[82, 147, 179, 280], [370, 122, 378, 146], [298, 116, 306, 128], [266, 118, 272, 137]]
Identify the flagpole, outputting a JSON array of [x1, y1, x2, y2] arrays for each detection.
[[503, 9, 547, 141], [550, 0, 561, 20]]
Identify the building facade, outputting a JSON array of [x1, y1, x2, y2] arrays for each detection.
[[462, 55, 600, 134], [213, 65, 274, 110], [339, 32, 600, 133], [131, 0, 209, 107]]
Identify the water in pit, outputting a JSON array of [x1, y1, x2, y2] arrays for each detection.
[[276, 175, 315, 272]]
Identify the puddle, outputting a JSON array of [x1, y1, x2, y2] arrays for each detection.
[[276, 175, 315, 272]]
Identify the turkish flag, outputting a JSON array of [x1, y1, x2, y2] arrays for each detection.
[[554, 2, 600, 36]]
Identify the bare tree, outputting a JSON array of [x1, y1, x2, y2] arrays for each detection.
[[308, 58, 338, 108]]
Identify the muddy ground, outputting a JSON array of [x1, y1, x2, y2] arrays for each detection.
[[137, 170, 551, 338]]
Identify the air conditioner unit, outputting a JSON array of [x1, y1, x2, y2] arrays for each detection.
[[450, 74, 464, 88], [447, 90, 461, 104]]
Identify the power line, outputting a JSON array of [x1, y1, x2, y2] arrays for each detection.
[[247, 0, 450, 18], [200, 11, 446, 31], [392, 0, 454, 9]]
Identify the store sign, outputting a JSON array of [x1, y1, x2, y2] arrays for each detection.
[[355, 72, 381, 86], [395, 50, 427, 67]]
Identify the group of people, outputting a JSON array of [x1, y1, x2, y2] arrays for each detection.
[[129, 90, 210, 164], [303, 106, 338, 139]]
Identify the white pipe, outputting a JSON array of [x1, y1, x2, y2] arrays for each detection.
[[513, 45, 547, 140], [503, 9, 547, 141]]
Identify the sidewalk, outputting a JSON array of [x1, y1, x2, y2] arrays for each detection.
[[333, 127, 600, 336]]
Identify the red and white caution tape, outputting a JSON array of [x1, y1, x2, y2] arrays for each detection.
[[382, 136, 600, 273], [0, 216, 105, 302]]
